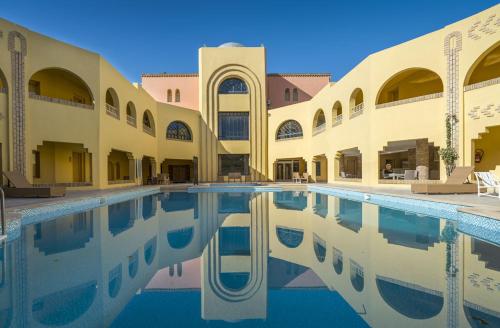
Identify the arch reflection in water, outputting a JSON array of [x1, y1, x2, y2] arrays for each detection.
[[34, 211, 93, 255], [332, 247, 343, 275], [313, 233, 326, 263], [376, 275, 443, 319], [203, 192, 268, 321], [218, 193, 251, 213], [160, 192, 198, 216], [313, 193, 328, 218], [128, 250, 139, 278], [336, 199, 362, 232], [378, 207, 440, 250], [144, 237, 157, 265], [32, 281, 97, 326], [142, 195, 157, 220], [273, 191, 307, 211], [464, 301, 500, 328], [276, 226, 304, 248], [350, 259, 364, 292], [167, 227, 194, 249], [0, 243, 13, 328], [108, 264, 122, 298], [108, 200, 137, 236]]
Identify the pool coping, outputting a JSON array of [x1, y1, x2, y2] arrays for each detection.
[[3, 183, 499, 245]]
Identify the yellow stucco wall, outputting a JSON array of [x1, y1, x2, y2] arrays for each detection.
[[0, 4, 499, 189]]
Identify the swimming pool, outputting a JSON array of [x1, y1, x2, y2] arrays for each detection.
[[1, 190, 499, 327]]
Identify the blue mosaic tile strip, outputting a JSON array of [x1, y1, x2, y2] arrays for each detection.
[[457, 212, 500, 245], [6, 187, 161, 241], [188, 186, 283, 193], [308, 185, 462, 220]]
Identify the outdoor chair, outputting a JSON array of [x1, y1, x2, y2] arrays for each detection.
[[158, 173, 170, 185], [474, 172, 500, 199], [292, 172, 301, 183], [301, 172, 309, 183], [411, 166, 476, 194], [404, 170, 417, 180], [2, 171, 66, 198]]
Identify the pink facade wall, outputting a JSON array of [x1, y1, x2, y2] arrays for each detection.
[[141, 73, 331, 111], [141, 74, 199, 111], [266, 74, 331, 109]]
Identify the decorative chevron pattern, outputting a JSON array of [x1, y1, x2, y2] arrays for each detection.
[[468, 104, 500, 119], [468, 14, 498, 40]]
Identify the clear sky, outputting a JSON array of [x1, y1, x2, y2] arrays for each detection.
[[2, 0, 498, 82]]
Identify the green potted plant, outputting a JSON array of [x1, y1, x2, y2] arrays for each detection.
[[439, 114, 459, 176]]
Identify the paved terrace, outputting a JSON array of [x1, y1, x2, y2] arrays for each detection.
[[2, 182, 500, 221]]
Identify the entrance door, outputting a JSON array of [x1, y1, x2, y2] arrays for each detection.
[[169, 165, 190, 183], [276, 161, 293, 181], [73, 152, 83, 182]]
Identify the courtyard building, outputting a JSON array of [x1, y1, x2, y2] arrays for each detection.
[[0, 4, 499, 189]]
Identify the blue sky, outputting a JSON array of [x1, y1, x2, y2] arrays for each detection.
[[2, 0, 497, 82]]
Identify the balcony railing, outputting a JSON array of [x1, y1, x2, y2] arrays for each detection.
[[312, 123, 326, 136], [106, 103, 119, 119], [375, 92, 443, 109], [143, 124, 155, 136], [351, 103, 364, 116], [29, 92, 94, 110], [464, 77, 500, 92], [127, 114, 137, 127], [332, 114, 343, 126]]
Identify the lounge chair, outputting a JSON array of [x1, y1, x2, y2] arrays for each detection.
[[411, 166, 476, 194], [474, 172, 500, 198], [228, 172, 243, 183], [292, 172, 301, 183], [2, 171, 66, 198], [301, 172, 309, 183]]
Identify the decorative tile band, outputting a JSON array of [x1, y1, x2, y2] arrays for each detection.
[[375, 92, 443, 109], [464, 77, 500, 92]]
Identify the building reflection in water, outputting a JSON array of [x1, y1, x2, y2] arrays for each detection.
[[0, 191, 499, 327]]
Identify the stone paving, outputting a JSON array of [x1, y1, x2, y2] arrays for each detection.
[[3, 182, 499, 219]]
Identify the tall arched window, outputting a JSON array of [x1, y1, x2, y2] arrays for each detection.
[[284, 88, 290, 101], [218, 78, 248, 94], [350, 88, 364, 115], [166, 121, 192, 141], [276, 120, 303, 140], [292, 88, 298, 101], [313, 109, 326, 128], [175, 89, 180, 102], [167, 89, 172, 102], [143, 110, 155, 136], [126, 101, 137, 127]]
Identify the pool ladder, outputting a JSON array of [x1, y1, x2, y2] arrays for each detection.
[[0, 187, 5, 239]]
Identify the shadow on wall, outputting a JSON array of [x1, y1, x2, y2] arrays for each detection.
[[266, 76, 312, 109]]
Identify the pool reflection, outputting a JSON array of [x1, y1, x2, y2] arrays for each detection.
[[0, 191, 498, 327]]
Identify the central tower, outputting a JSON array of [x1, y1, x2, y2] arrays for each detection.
[[198, 43, 268, 182]]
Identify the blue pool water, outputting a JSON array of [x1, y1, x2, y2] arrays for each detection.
[[1, 191, 499, 327]]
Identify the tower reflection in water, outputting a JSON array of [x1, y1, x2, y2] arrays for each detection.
[[0, 191, 499, 327]]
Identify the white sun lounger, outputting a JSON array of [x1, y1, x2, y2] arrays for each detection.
[[474, 172, 500, 199]]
